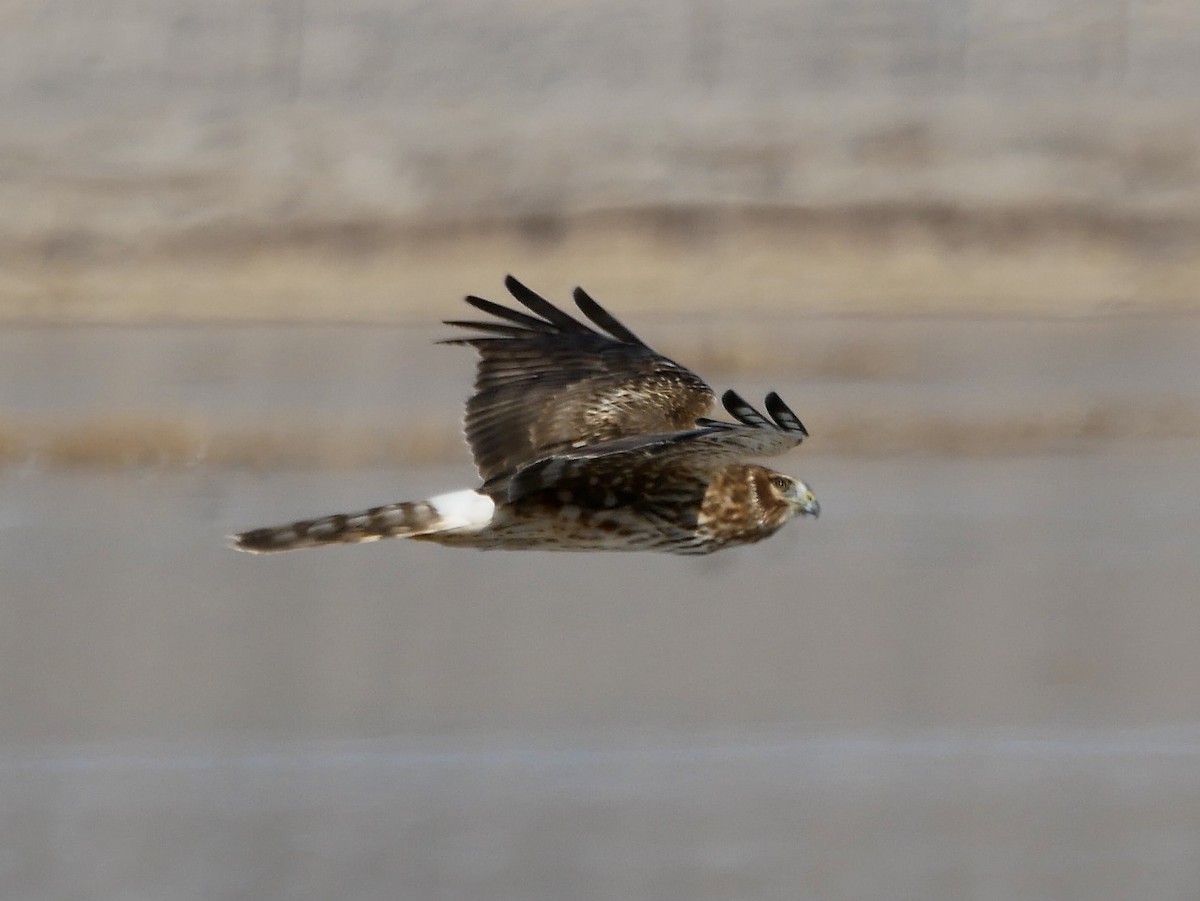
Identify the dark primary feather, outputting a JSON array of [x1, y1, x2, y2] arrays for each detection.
[[442, 276, 715, 486], [721, 390, 775, 429], [460, 292, 560, 332], [720, 390, 808, 437], [764, 391, 808, 436], [501, 275, 592, 332], [571, 286, 643, 344]]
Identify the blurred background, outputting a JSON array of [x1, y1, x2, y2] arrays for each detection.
[[2, 2, 1199, 899]]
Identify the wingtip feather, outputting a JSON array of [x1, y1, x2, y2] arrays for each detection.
[[504, 277, 590, 331], [722, 390, 807, 437], [764, 391, 808, 437], [572, 286, 643, 344], [721, 390, 763, 423]]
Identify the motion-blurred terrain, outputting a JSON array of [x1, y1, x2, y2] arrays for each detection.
[[4, 1, 1200, 321], [3, 4, 1199, 900]]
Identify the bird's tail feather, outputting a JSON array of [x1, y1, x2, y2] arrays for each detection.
[[230, 489, 495, 554]]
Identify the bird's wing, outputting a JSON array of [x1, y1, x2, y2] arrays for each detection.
[[443, 275, 716, 483], [501, 390, 808, 503]]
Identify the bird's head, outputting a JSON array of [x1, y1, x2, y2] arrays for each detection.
[[763, 471, 820, 520]]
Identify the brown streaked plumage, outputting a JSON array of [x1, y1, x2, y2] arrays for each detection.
[[231, 276, 819, 556]]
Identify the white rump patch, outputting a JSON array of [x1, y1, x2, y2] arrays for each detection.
[[428, 489, 495, 532]]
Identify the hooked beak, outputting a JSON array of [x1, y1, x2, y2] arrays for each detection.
[[794, 490, 820, 519]]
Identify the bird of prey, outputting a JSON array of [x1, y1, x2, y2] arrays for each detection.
[[232, 276, 818, 555]]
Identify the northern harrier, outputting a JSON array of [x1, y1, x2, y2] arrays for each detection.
[[232, 276, 819, 555]]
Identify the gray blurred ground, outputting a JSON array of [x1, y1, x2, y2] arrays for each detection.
[[5, 318, 1200, 901], [3, 3, 1200, 901]]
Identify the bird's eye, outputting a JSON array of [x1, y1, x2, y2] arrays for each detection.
[[770, 476, 791, 491]]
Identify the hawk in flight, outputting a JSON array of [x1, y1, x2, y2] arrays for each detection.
[[232, 276, 819, 555]]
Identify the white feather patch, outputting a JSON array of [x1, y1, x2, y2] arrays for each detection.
[[428, 489, 495, 532]]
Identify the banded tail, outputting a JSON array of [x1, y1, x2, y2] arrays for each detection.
[[231, 489, 495, 554]]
